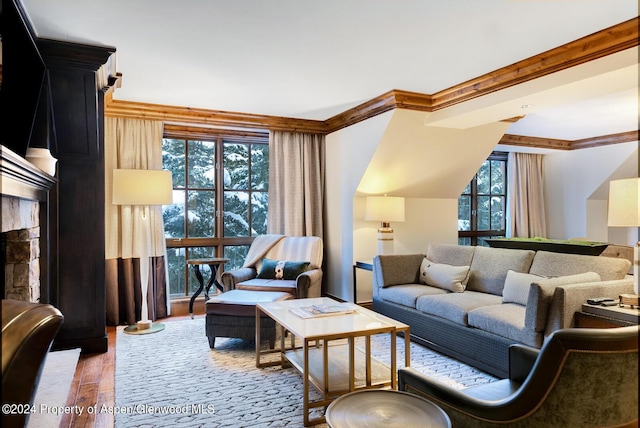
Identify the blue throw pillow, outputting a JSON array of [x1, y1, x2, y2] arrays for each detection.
[[257, 258, 310, 280]]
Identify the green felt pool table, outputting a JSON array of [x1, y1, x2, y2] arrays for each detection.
[[486, 238, 609, 255]]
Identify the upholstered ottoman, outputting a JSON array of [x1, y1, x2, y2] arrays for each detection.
[[205, 289, 291, 348]]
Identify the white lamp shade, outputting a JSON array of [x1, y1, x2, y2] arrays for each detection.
[[608, 178, 640, 227], [365, 196, 405, 222], [112, 169, 173, 206]]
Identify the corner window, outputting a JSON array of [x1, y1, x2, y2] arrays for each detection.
[[458, 152, 507, 246]]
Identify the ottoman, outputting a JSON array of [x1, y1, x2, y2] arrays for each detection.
[[205, 289, 291, 348]]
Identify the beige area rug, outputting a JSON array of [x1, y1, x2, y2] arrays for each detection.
[[27, 348, 81, 428], [115, 318, 497, 427]]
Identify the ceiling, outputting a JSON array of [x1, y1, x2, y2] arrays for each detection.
[[17, 0, 640, 142]]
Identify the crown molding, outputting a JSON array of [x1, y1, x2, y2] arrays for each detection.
[[431, 17, 638, 110], [499, 130, 639, 151], [104, 17, 638, 150], [105, 99, 328, 134]]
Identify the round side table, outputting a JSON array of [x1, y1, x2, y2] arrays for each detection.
[[325, 389, 451, 428], [187, 258, 229, 318]]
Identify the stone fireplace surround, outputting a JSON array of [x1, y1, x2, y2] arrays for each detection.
[[1, 145, 56, 303]]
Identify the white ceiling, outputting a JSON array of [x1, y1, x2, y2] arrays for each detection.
[[19, 0, 640, 140]]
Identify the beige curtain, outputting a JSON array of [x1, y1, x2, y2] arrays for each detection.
[[267, 131, 325, 238], [507, 152, 547, 238], [104, 117, 169, 325]]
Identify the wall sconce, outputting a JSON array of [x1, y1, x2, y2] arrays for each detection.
[[365, 195, 405, 255], [113, 168, 172, 333], [607, 177, 639, 294]]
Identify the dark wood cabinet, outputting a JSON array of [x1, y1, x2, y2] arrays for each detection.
[[38, 39, 117, 354]]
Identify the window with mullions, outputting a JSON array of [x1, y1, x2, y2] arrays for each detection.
[[458, 152, 507, 247], [162, 135, 269, 298]]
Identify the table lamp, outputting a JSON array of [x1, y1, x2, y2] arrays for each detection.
[[113, 168, 173, 333], [365, 195, 405, 254], [607, 177, 639, 294]]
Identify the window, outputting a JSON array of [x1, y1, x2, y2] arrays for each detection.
[[162, 129, 269, 298], [458, 152, 507, 246]]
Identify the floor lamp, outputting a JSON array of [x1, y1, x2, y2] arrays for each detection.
[[608, 177, 640, 295], [365, 195, 405, 255], [112, 168, 173, 334]]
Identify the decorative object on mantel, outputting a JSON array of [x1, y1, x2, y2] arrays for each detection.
[[365, 195, 405, 255], [608, 177, 640, 294], [112, 168, 172, 334], [25, 147, 57, 176]]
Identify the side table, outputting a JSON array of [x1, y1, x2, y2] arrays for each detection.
[[187, 258, 229, 318], [576, 303, 639, 328], [352, 260, 373, 304], [325, 389, 451, 428]]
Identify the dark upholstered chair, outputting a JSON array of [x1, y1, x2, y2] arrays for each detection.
[[399, 326, 639, 427], [2, 299, 64, 428]]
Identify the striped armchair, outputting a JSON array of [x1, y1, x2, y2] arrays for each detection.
[[221, 235, 323, 298]]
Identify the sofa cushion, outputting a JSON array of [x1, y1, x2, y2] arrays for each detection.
[[379, 284, 446, 309], [468, 303, 543, 348], [257, 258, 309, 280], [416, 291, 503, 326], [426, 243, 475, 268], [528, 251, 631, 281], [502, 270, 545, 306], [525, 271, 602, 332], [419, 257, 469, 293], [236, 278, 297, 294], [466, 246, 536, 296], [376, 254, 425, 288]]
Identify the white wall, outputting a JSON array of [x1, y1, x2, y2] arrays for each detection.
[[352, 197, 458, 302], [326, 108, 510, 302], [544, 141, 638, 243], [324, 111, 394, 301]]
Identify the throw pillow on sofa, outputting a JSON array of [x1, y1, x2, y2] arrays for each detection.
[[257, 258, 310, 280], [419, 257, 470, 293], [502, 270, 546, 306], [525, 271, 602, 332]]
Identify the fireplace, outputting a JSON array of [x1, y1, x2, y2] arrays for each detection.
[[1, 198, 41, 301], [1, 145, 56, 303]]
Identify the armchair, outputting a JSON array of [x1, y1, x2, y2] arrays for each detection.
[[399, 325, 639, 427], [2, 299, 64, 428], [221, 235, 323, 298]]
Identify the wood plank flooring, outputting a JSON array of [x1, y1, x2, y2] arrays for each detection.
[[59, 315, 195, 428]]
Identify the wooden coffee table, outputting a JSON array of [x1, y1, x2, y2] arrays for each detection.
[[256, 297, 410, 426]]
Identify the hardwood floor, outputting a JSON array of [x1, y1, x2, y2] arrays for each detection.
[[59, 314, 195, 428]]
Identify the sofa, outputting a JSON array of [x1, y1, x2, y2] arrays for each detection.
[[221, 235, 324, 298], [372, 243, 633, 377]]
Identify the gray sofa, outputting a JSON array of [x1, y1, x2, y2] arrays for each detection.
[[372, 243, 633, 377]]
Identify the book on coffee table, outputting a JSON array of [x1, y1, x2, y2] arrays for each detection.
[[290, 304, 357, 318]]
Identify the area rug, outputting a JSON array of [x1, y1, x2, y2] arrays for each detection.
[[115, 317, 496, 427], [27, 348, 81, 428]]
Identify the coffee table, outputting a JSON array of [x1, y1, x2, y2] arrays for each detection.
[[256, 297, 410, 426]]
